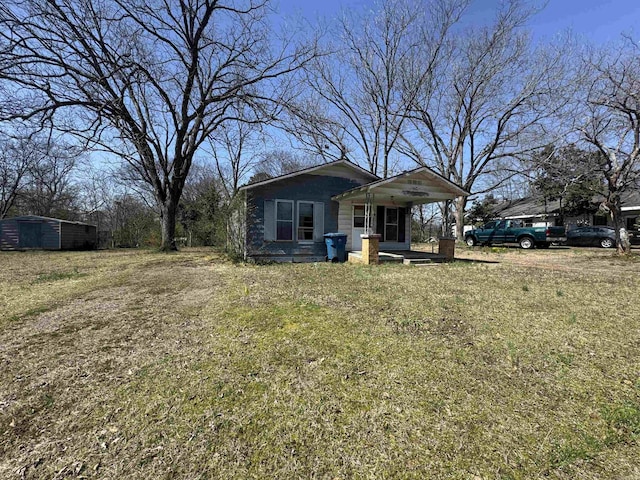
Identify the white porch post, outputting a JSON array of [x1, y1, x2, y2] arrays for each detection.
[[364, 192, 374, 234], [360, 191, 380, 264]]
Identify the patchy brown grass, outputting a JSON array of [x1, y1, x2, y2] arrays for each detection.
[[1, 247, 639, 479]]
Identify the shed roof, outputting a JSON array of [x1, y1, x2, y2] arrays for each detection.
[[0, 215, 96, 227]]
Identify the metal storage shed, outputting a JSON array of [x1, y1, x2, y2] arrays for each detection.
[[0, 216, 97, 251]]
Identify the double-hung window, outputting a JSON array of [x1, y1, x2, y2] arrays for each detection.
[[275, 200, 294, 241], [353, 205, 365, 228], [265, 199, 324, 243], [297, 201, 315, 242]]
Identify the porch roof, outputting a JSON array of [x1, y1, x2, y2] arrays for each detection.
[[331, 167, 469, 204]]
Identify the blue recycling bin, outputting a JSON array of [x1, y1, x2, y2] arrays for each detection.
[[324, 233, 348, 262]]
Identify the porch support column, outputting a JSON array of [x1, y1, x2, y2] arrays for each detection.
[[364, 191, 374, 234], [438, 237, 455, 261], [360, 234, 381, 265]]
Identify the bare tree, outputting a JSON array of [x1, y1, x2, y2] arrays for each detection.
[[576, 38, 640, 254], [282, 96, 350, 163], [288, 0, 468, 177], [402, 0, 571, 238], [209, 108, 263, 201], [76, 172, 114, 218], [253, 150, 316, 178], [177, 162, 220, 246], [0, 0, 318, 250], [0, 130, 81, 219], [413, 203, 441, 242], [0, 134, 39, 218], [112, 194, 158, 247], [22, 142, 80, 218], [75, 166, 123, 238]]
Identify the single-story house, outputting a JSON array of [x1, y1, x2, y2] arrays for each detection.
[[240, 159, 469, 262], [0, 215, 98, 251]]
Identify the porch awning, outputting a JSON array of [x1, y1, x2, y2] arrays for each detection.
[[331, 166, 469, 204]]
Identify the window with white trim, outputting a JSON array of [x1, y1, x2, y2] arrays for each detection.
[[297, 201, 314, 242], [276, 200, 294, 241], [353, 205, 365, 228]]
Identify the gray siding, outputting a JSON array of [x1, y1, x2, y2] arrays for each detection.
[[0, 217, 61, 250], [23, 218, 59, 249], [246, 174, 366, 261], [29, 218, 60, 249], [0, 218, 19, 250], [1, 216, 96, 251], [0, 216, 60, 250], [60, 222, 97, 250]]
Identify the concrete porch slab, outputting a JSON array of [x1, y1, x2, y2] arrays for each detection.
[[348, 250, 447, 265]]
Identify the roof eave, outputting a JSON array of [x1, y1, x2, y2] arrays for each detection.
[[331, 168, 469, 201], [238, 159, 379, 191]]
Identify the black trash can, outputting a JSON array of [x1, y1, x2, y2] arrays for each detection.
[[323, 233, 348, 262]]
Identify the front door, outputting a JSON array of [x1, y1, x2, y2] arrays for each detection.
[[352, 205, 365, 250]]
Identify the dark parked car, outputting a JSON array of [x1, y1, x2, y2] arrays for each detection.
[[566, 226, 616, 248]]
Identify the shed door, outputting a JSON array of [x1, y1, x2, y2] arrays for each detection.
[[19, 222, 43, 248]]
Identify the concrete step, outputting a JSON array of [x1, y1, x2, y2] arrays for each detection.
[[403, 257, 446, 265], [378, 256, 403, 263]]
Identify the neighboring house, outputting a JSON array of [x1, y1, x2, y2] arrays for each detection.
[[239, 159, 469, 262], [488, 197, 565, 228], [0, 215, 97, 251], [485, 191, 640, 242]]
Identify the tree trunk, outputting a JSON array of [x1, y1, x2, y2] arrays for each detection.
[[454, 196, 467, 241], [441, 200, 451, 237], [608, 199, 630, 254], [160, 199, 178, 251]]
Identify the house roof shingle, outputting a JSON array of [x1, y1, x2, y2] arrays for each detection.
[[490, 190, 640, 219]]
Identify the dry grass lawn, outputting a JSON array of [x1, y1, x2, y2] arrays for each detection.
[[0, 246, 639, 479]]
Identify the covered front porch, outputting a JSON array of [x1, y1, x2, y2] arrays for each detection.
[[331, 167, 469, 264]]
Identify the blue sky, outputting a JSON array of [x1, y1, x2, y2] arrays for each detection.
[[277, 0, 640, 44], [529, 0, 639, 43]]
